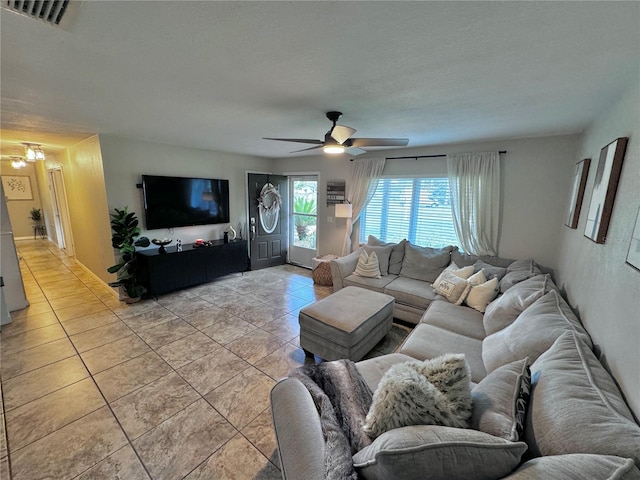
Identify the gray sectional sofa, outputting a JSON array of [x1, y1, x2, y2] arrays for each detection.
[[270, 239, 640, 480]]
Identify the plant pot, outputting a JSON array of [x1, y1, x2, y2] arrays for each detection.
[[296, 224, 308, 240], [118, 286, 142, 304]]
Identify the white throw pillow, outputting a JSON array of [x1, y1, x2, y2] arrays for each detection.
[[466, 276, 500, 313], [354, 250, 382, 279], [468, 268, 487, 286], [433, 270, 472, 305]]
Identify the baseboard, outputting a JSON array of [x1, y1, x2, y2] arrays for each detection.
[[74, 259, 119, 299]]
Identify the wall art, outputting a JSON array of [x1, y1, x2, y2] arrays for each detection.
[[584, 137, 628, 244], [1, 175, 33, 200], [565, 158, 590, 229], [626, 206, 640, 272]]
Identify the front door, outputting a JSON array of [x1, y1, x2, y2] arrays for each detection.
[[247, 173, 288, 270], [289, 175, 318, 268]]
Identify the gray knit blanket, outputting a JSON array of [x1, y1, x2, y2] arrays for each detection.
[[290, 359, 373, 480]]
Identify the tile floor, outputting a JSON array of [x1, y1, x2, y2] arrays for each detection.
[[0, 239, 339, 480]]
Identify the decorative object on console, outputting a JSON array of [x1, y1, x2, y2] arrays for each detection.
[[626, 206, 640, 272], [151, 238, 172, 254], [176, 239, 182, 252], [228, 224, 236, 240], [565, 158, 590, 229], [584, 137, 628, 244]]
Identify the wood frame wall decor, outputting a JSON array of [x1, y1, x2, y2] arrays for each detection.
[[626, 206, 640, 272], [584, 137, 628, 244], [565, 158, 590, 229], [1, 175, 33, 200]]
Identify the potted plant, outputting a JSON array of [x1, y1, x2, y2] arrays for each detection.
[[107, 206, 150, 302], [29, 207, 43, 225], [294, 197, 317, 241]]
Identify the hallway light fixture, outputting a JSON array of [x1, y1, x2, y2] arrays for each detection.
[[10, 157, 27, 169], [22, 143, 45, 161]]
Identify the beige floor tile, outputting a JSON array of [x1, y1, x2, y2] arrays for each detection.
[[80, 335, 151, 375], [155, 332, 222, 369], [261, 314, 300, 341], [48, 291, 100, 310], [41, 282, 93, 300], [5, 378, 105, 450], [181, 304, 231, 330], [158, 298, 219, 317], [9, 301, 53, 320], [184, 434, 281, 480], [94, 351, 173, 402], [70, 320, 133, 353], [110, 299, 161, 320], [2, 355, 89, 411], [242, 409, 280, 466], [10, 407, 128, 480], [204, 367, 275, 429], [119, 306, 178, 333], [75, 444, 150, 480], [177, 349, 249, 395], [0, 323, 67, 356], [200, 315, 257, 345], [1, 337, 77, 380], [226, 329, 288, 364], [254, 343, 309, 381], [111, 372, 199, 440], [264, 294, 311, 314], [54, 299, 109, 322], [60, 309, 121, 336], [136, 317, 197, 349], [133, 399, 235, 480], [0, 311, 59, 337], [238, 304, 290, 327]]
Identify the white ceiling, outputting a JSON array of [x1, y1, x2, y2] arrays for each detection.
[[1, 1, 639, 159]]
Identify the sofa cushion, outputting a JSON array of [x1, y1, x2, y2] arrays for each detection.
[[344, 273, 398, 293], [353, 425, 528, 480], [399, 243, 453, 283], [499, 258, 542, 293], [504, 454, 640, 480], [354, 250, 382, 278], [420, 301, 486, 341], [383, 276, 439, 310], [471, 358, 531, 442], [368, 236, 407, 275], [483, 274, 557, 336], [432, 270, 471, 305], [398, 323, 486, 383], [363, 354, 472, 438], [525, 331, 640, 466], [482, 290, 592, 373], [362, 244, 394, 276], [451, 247, 514, 269]]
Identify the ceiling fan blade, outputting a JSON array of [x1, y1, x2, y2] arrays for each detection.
[[330, 125, 356, 144], [263, 137, 323, 145], [290, 145, 324, 153], [350, 138, 409, 147], [345, 146, 367, 156]]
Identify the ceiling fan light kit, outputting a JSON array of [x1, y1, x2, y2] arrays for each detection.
[[263, 111, 409, 156]]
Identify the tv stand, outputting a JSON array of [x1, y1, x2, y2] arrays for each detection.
[[136, 239, 248, 296]]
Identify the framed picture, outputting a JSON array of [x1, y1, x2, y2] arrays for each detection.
[[626, 206, 640, 272], [565, 158, 590, 229], [584, 137, 628, 244], [1, 175, 33, 200]]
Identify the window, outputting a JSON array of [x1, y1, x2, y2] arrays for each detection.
[[360, 177, 459, 248]]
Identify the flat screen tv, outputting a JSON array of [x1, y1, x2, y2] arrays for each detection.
[[142, 174, 230, 230]]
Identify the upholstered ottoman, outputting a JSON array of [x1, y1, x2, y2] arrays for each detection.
[[299, 286, 395, 361]]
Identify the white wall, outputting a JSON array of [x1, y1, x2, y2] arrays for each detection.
[[99, 135, 270, 249], [555, 78, 640, 417], [274, 134, 579, 269]]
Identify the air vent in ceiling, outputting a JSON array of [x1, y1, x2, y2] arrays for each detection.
[[5, 0, 70, 25]]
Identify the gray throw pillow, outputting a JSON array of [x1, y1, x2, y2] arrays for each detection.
[[367, 236, 407, 275], [354, 425, 528, 480], [504, 454, 640, 480], [499, 258, 542, 293], [362, 354, 472, 438], [399, 243, 452, 283], [473, 260, 507, 281]]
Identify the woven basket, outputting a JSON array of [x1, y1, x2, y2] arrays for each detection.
[[312, 254, 339, 286]]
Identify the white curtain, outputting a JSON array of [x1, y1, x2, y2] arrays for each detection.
[[341, 158, 386, 256], [447, 152, 500, 256]]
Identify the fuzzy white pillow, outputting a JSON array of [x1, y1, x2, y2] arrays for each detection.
[[362, 354, 473, 438], [353, 250, 382, 278]]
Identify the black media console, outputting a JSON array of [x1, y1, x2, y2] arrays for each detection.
[[136, 239, 249, 296]]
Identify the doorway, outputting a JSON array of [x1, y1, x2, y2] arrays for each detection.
[[247, 173, 288, 270], [47, 168, 74, 257], [289, 175, 318, 268]]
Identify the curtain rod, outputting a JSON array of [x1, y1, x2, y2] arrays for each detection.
[[383, 150, 507, 161]]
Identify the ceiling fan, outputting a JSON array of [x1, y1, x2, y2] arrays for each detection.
[[263, 111, 409, 155]]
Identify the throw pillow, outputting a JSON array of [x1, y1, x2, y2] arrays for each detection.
[[399, 243, 453, 283], [471, 358, 531, 441], [354, 250, 382, 279], [499, 258, 542, 293], [473, 259, 508, 281], [353, 425, 528, 480], [467, 268, 486, 286], [362, 244, 394, 276], [509, 455, 640, 480], [362, 354, 472, 438], [465, 276, 499, 313], [432, 270, 472, 305], [367, 235, 407, 275], [433, 262, 474, 283]]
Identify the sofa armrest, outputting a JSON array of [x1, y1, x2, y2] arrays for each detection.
[[330, 248, 362, 291], [270, 378, 324, 480]]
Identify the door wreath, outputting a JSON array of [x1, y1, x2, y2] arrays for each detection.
[[258, 182, 282, 233]]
